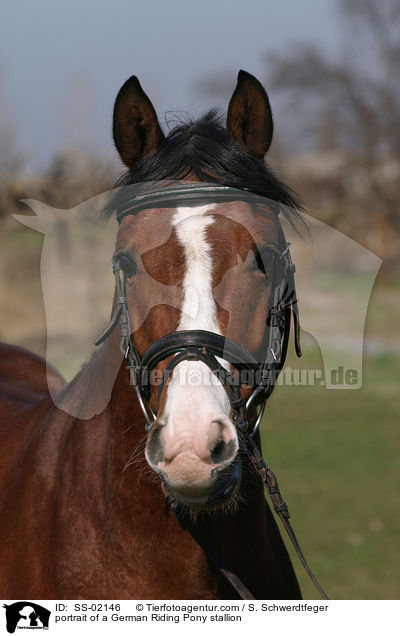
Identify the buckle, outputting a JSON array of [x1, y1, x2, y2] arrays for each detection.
[[266, 309, 285, 328]]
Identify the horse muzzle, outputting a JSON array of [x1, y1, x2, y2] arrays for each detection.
[[145, 421, 241, 509]]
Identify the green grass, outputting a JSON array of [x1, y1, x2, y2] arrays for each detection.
[[261, 351, 400, 599]]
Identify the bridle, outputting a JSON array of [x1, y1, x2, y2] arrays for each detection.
[[94, 182, 328, 601], [95, 182, 302, 436]]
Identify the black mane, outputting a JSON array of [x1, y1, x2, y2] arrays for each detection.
[[104, 110, 303, 228]]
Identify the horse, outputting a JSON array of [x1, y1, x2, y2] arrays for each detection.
[[0, 70, 318, 599]]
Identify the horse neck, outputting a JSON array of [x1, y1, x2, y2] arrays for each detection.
[[107, 342, 149, 467], [92, 327, 148, 458], [53, 321, 147, 467]]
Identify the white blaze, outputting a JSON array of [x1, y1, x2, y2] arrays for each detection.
[[161, 205, 231, 432], [174, 205, 218, 332]]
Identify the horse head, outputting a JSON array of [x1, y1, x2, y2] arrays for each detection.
[[103, 71, 302, 510]]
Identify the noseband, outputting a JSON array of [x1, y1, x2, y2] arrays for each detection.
[[94, 182, 302, 435]]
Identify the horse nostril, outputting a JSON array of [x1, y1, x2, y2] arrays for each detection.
[[210, 438, 237, 465], [145, 426, 164, 467]]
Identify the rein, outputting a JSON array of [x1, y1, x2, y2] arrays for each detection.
[[95, 182, 328, 600], [164, 432, 329, 601]]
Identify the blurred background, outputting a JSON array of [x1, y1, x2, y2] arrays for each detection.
[[0, 0, 399, 599]]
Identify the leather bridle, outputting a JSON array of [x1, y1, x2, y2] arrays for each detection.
[[95, 182, 301, 436], [94, 182, 328, 600]]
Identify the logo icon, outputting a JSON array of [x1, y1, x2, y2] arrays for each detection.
[[2, 602, 50, 633]]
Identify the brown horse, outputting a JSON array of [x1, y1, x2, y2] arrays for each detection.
[[0, 71, 305, 599]]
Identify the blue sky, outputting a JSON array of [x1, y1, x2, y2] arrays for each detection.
[[1, 0, 341, 168]]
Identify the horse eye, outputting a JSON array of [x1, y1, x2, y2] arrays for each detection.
[[116, 254, 137, 277], [252, 248, 274, 277]]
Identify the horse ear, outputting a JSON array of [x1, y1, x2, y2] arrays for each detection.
[[227, 70, 273, 159], [113, 75, 164, 168]]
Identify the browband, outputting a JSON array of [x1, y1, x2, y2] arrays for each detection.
[[115, 182, 274, 224]]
